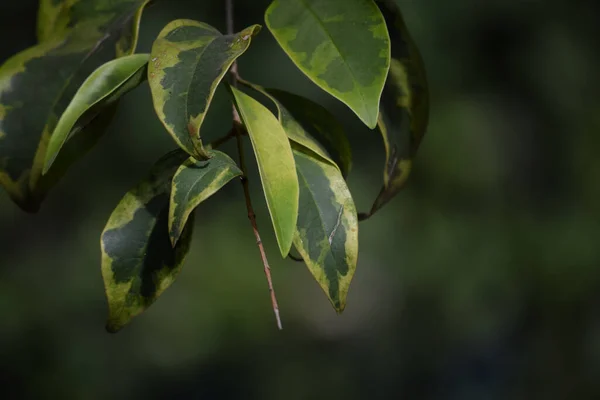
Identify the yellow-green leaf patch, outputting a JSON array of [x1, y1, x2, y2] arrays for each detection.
[[362, 0, 429, 218], [229, 86, 299, 257], [44, 54, 149, 174], [101, 150, 193, 333], [169, 151, 242, 246], [292, 148, 358, 311], [148, 20, 261, 159], [265, 0, 390, 128], [0, 0, 149, 211]]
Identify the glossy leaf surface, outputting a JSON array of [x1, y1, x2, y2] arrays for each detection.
[[169, 151, 242, 246], [101, 150, 193, 333], [0, 0, 149, 211], [293, 148, 358, 311], [149, 20, 261, 159], [265, 0, 390, 128], [230, 86, 299, 257], [363, 0, 429, 218], [44, 54, 149, 174]]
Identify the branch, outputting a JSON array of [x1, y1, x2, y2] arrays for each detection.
[[207, 127, 237, 150], [226, 0, 283, 330]]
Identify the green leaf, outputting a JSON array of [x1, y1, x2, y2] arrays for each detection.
[[265, 0, 390, 129], [169, 150, 242, 246], [362, 0, 429, 218], [0, 0, 149, 212], [265, 88, 352, 178], [229, 86, 299, 257], [43, 54, 149, 174], [101, 150, 193, 333], [37, 0, 150, 56], [292, 148, 358, 311], [148, 20, 261, 160]]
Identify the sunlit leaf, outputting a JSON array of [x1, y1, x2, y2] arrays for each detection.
[[148, 20, 261, 159], [0, 0, 149, 212], [229, 86, 299, 257], [293, 148, 358, 311], [361, 0, 429, 218], [265, 0, 390, 128], [44, 54, 149, 174], [101, 150, 193, 333], [169, 150, 242, 246]]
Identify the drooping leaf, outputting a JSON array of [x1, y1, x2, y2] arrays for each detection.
[[292, 148, 358, 311], [266, 88, 352, 178], [44, 54, 149, 174], [169, 150, 242, 246], [101, 150, 193, 333], [0, 0, 149, 212], [265, 0, 390, 129], [148, 20, 261, 160], [229, 86, 299, 257], [238, 79, 351, 177], [361, 0, 429, 218]]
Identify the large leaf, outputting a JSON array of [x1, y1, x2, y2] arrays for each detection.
[[0, 0, 149, 211], [229, 86, 299, 257], [148, 20, 261, 160], [169, 150, 242, 246], [101, 150, 193, 333], [37, 0, 150, 56], [362, 0, 429, 218], [43, 54, 149, 174], [293, 148, 358, 311], [265, 0, 390, 129]]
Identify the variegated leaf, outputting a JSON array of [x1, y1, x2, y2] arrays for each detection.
[[0, 0, 149, 212], [265, 0, 390, 129], [148, 20, 261, 159], [293, 148, 358, 311], [101, 150, 193, 333], [44, 54, 149, 174], [169, 150, 242, 246], [229, 86, 299, 257], [37, 0, 150, 56], [362, 0, 429, 218]]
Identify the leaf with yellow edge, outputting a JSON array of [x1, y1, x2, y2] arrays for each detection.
[[101, 150, 193, 333]]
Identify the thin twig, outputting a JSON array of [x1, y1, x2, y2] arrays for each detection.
[[207, 128, 237, 150], [226, 0, 283, 330]]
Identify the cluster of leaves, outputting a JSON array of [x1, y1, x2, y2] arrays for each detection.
[[0, 0, 428, 331]]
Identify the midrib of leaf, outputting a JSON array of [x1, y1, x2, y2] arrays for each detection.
[[296, 0, 368, 111]]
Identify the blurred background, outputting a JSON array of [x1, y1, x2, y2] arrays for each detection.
[[1, 0, 599, 398]]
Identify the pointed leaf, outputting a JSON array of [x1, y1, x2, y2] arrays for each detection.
[[229, 86, 299, 257], [292, 148, 358, 311], [148, 20, 261, 159], [101, 150, 193, 333], [363, 0, 429, 218], [1, 0, 149, 211], [265, 0, 390, 128], [169, 150, 242, 246], [44, 54, 149, 174]]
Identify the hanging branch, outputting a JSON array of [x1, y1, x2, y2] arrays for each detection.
[[226, 0, 283, 330]]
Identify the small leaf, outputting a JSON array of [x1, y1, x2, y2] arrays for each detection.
[[101, 150, 193, 333], [229, 86, 299, 257], [169, 150, 242, 246], [44, 54, 149, 174], [265, 0, 390, 128], [292, 148, 358, 311], [0, 0, 149, 211], [362, 0, 429, 218], [148, 20, 261, 159]]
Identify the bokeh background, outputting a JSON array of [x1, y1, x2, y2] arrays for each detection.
[[1, 0, 599, 398]]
